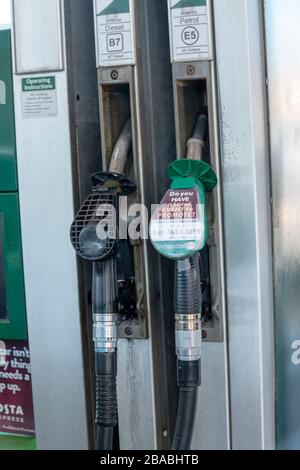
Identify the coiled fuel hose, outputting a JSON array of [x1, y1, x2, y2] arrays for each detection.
[[172, 256, 202, 450]]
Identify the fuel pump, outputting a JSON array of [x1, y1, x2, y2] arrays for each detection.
[[92, 0, 179, 450], [150, 114, 217, 450], [70, 121, 135, 450]]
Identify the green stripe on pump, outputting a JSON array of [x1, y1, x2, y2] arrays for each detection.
[[97, 0, 130, 16], [172, 0, 207, 9]]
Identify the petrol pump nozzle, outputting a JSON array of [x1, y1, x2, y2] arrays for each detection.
[[149, 114, 218, 450]]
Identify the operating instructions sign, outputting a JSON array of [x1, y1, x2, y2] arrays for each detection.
[[22, 76, 57, 119], [95, 0, 135, 67], [168, 0, 212, 62]]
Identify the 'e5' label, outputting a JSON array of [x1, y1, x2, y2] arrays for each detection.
[[168, 0, 212, 63]]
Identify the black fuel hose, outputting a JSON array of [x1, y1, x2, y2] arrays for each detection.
[[95, 351, 117, 451], [97, 426, 114, 451], [93, 261, 118, 451], [172, 388, 198, 450], [172, 256, 202, 450], [172, 360, 201, 450], [174, 256, 202, 316]]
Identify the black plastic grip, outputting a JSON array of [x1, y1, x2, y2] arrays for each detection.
[[95, 375, 117, 427], [95, 352, 118, 428]]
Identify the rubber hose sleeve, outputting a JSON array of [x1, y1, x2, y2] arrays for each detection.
[[96, 426, 114, 451], [172, 386, 198, 451], [95, 351, 117, 451], [172, 360, 201, 451]]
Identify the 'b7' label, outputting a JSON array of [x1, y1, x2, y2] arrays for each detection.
[[95, 0, 135, 67]]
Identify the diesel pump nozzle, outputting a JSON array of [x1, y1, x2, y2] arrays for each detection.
[[150, 114, 217, 450], [70, 119, 135, 450]]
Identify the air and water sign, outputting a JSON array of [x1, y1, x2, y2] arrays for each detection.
[[168, 0, 212, 63], [95, 0, 135, 67]]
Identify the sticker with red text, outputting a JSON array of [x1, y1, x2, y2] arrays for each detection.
[[0, 340, 35, 436]]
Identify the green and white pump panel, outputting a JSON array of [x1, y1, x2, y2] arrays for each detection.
[[0, 30, 27, 341], [168, 0, 213, 63]]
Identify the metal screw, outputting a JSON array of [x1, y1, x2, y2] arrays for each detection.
[[202, 330, 208, 339], [187, 65, 195, 76], [162, 430, 168, 438], [111, 70, 119, 80], [125, 327, 132, 336]]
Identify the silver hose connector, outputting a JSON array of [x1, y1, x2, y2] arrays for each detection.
[[174, 257, 202, 362], [175, 314, 202, 361], [93, 313, 118, 353]]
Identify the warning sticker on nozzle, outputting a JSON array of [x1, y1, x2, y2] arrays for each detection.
[[95, 0, 135, 67], [168, 0, 212, 63], [150, 188, 206, 259]]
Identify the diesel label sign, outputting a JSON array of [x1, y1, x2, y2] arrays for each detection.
[[95, 0, 135, 67]]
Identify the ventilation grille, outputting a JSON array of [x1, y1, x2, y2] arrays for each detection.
[[70, 192, 117, 261]]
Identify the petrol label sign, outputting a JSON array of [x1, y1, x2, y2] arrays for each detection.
[[95, 0, 135, 67], [168, 0, 212, 63]]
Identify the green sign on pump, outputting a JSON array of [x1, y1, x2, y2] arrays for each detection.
[[0, 30, 27, 341], [98, 0, 130, 16], [0, 30, 18, 192], [0, 194, 27, 341], [172, 0, 207, 8]]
